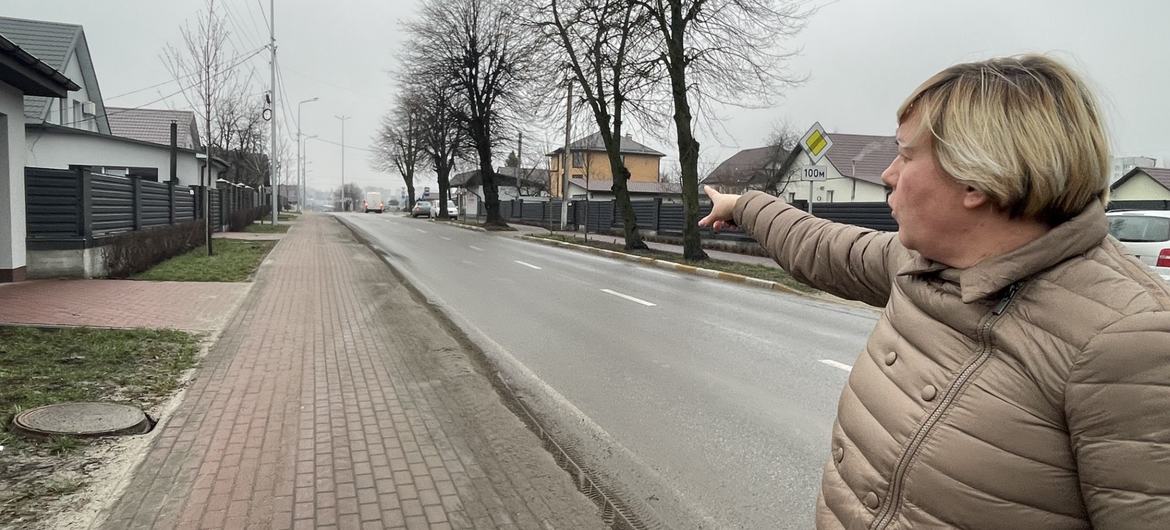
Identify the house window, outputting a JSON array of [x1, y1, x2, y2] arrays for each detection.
[[787, 192, 796, 203], [826, 190, 834, 202], [572, 151, 585, 168], [73, 100, 82, 126]]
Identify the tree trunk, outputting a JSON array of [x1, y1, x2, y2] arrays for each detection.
[[437, 163, 451, 218], [667, 32, 707, 260], [477, 135, 503, 226], [607, 153, 648, 250], [405, 179, 416, 211]]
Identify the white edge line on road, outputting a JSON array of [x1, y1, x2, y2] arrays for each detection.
[[469, 245, 484, 252], [514, 260, 543, 270], [440, 236, 452, 241], [819, 359, 853, 372], [600, 288, 656, 307]]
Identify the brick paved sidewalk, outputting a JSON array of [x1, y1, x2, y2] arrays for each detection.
[[97, 215, 603, 529], [0, 279, 246, 332]]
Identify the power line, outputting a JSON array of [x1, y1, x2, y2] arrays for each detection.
[[62, 46, 268, 126], [308, 135, 377, 153], [106, 45, 266, 102]]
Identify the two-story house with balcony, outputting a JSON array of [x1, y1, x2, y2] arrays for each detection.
[[547, 132, 678, 199]]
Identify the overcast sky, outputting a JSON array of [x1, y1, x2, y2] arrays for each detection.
[[6, 0, 1168, 195]]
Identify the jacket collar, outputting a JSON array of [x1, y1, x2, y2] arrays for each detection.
[[897, 200, 1108, 303]]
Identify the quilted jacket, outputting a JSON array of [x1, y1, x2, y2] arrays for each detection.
[[733, 191, 1170, 529]]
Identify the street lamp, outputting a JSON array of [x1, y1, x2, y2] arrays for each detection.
[[297, 97, 318, 213], [301, 134, 316, 210], [335, 114, 350, 211]]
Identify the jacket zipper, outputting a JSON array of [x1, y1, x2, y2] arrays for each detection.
[[870, 282, 1024, 529]]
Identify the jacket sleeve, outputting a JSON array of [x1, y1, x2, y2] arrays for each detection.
[[732, 191, 905, 307], [1065, 312, 1170, 529]]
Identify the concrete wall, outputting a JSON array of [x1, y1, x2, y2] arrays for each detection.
[[25, 126, 203, 187], [1112, 173, 1170, 201], [0, 82, 27, 281], [26, 246, 107, 279]]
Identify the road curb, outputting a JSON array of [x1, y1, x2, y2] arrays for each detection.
[[522, 235, 810, 297], [433, 219, 488, 232]]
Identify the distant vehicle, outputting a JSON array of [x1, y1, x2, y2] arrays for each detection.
[[363, 192, 384, 213], [411, 200, 432, 218], [430, 200, 458, 220], [1106, 209, 1170, 282]]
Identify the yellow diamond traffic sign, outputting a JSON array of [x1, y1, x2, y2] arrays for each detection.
[[799, 122, 833, 164]]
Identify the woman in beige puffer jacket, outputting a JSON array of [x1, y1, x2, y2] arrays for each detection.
[[702, 55, 1170, 529]]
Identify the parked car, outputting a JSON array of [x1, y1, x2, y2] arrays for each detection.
[[1106, 209, 1170, 282], [363, 192, 384, 213], [410, 200, 432, 218], [429, 200, 458, 220]]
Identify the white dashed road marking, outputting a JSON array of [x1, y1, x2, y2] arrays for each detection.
[[601, 289, 656, 307], [469, 245, 484, 252], [440, 236, 452, 241], [514, 260, 542, 270]]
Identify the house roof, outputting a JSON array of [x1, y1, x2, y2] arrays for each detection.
[[106, 107, 200, 149], [0, 32, 79, 96], [1112, 166, 1170, 192], [0, 16, 109, 133], [822, 133, 897, 185], [452, 167, 548, 188], [547, 132, 666, 157], [568, 177, 681, 195], [703, 132, 897, 188], [701, 145, 788, 186]]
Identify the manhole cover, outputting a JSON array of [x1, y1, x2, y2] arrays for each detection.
[[11, 402, 151, 438]]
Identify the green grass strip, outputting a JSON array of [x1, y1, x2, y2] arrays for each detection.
[[133, 239, 275, 282]]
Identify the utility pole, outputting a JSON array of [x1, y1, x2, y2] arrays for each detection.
[[268, 0, 278, 224], [297, 97, 318, 214], [560, 82, 572, 230], [335, 114, 350, 211], [516, 132, 523, 196]]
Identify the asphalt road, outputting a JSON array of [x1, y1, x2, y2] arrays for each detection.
[[338, 212, 879, 529]]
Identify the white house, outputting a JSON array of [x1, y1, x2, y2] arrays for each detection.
[[0, 16, 110, 134], [1111, 167, 1170, 201], [450, 166, 550, 216], [703, 131, 896, 203], [0, 31, 79, 282], [1, 16, 222, 188]]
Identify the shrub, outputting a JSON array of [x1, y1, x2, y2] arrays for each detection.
[[101, 221, 204, 278]]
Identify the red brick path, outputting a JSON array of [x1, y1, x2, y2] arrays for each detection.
[[0, 279, 246, 332], [97, 215, 602, 529]]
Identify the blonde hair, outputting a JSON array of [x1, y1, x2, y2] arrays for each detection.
[[897, 54, 1110, 223]]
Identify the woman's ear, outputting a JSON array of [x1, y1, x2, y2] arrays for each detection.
[[962, 186, 990, 210]]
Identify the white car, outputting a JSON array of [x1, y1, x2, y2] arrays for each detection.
[[1106, 210, 1170, 282], [429, 200, 458, 220]]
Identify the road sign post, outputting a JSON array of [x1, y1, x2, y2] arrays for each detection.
[[798, 122, 834, 215]]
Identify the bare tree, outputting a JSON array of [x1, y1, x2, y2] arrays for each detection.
[[373, 95, 426, 211], [631, 0, 807, 259], [405, 0, 542, 227], [761, 118, 801, 194], [412, 77, 466, 219], [525, 0, 662, 250]]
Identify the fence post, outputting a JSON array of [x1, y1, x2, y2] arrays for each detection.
[[218, 189, 226, 232], [654, 197, 662, 232], [79, 168, 92, 240], [131, 176, 142, 231], [168, 180, 176, 225]]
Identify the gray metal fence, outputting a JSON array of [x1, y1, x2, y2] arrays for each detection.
[[26, 166, 267, 249], [477, 196, 899, 236]]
